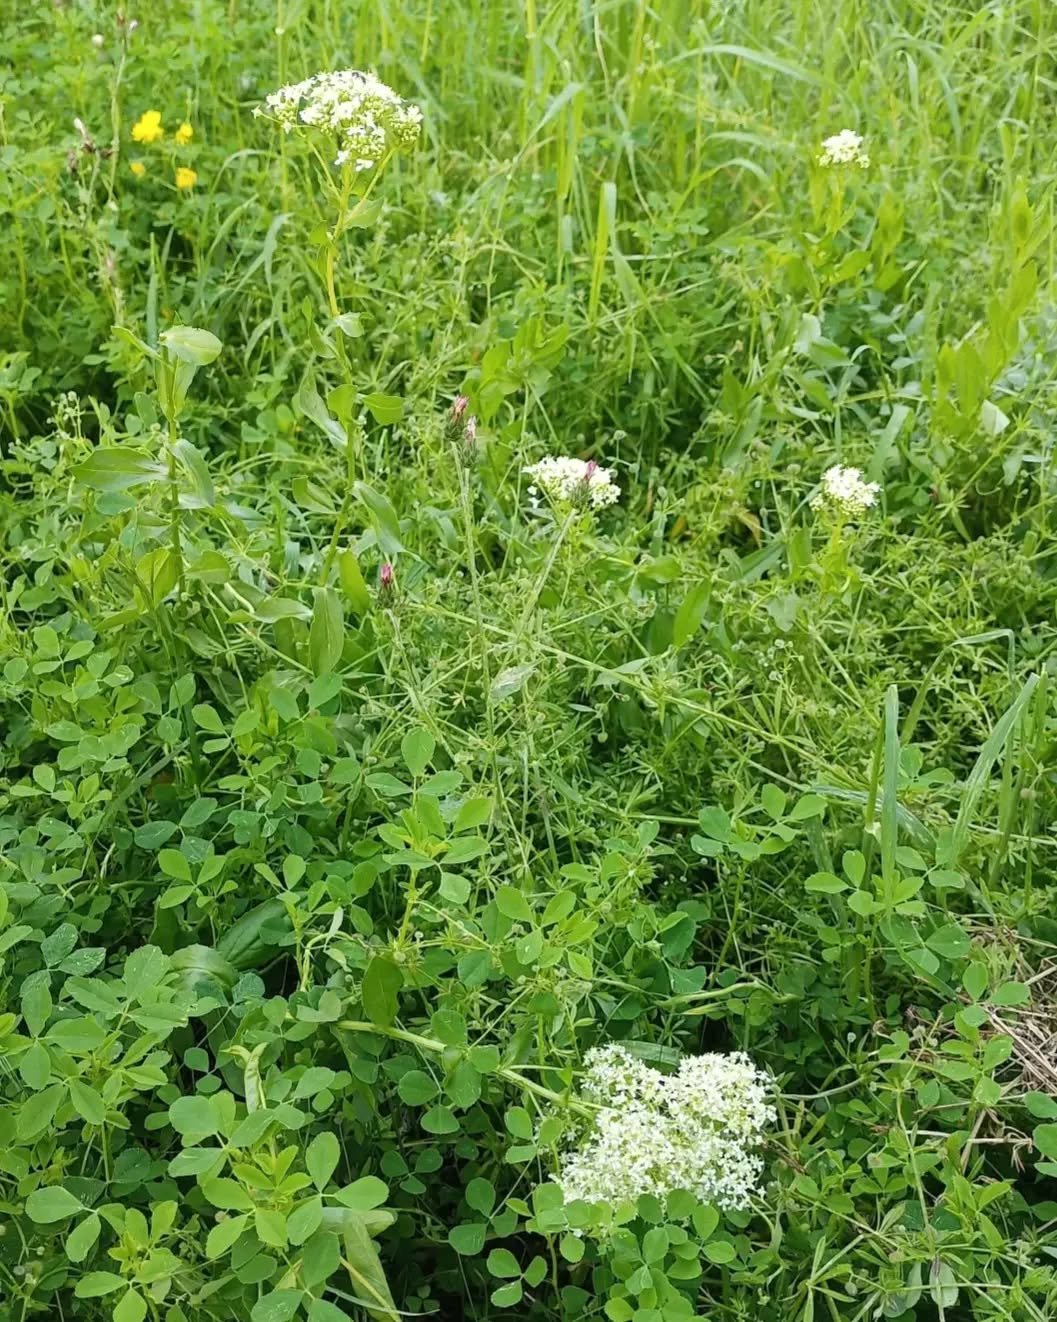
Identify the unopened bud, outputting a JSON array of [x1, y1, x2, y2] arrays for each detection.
[[379, 561, 395, 592], [91, 33, 105, 47], [445, 393, 476, 441]]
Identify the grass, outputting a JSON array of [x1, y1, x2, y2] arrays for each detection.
[[1, 1, 1057, 1319]]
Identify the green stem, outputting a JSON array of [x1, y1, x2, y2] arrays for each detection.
[[518, 508, 576, 634], [167, 417, 185, 597]]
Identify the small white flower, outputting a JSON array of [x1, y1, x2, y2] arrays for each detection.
[[811, 464, 880, 518], [91, 33, 105, 48], [818, 129, 869, 169], [553, 1044, 774, 1221], [258, 69, 421, 171], [522, 456, 620, 511]]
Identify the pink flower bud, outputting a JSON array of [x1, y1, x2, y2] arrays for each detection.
[[583, 460, 598, 482], [451, 394, 469, 421], [379, 561, 395, 590]]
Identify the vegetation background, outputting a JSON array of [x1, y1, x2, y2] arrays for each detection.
[[1, 1, 1056, 1319]]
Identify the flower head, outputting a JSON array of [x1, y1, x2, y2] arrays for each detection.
[[91, 33, 105, 48], [130, 160, 146, 178], [554, 1045, 773, 1221], [811, 465, 880, 518], [818, 129, 869, 169], [445, 394, 477, 450], [174, 121, 193, 145], [523, 455, 620, 512], [257, 69, 422, 171], [174, 167, 197, 190], [131, 109, 164, 144], [379, 561, 395, 592]]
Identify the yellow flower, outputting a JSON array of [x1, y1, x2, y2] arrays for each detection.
[[130, 160, 147, 178], [174, 121, 193, 145], [175, 167, 198, 190], [131, 109, 164, 144]]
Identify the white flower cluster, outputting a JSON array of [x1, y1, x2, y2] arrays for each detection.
[[555, 1044, 773, 1214], [523, 456, 620, 511], [257, 70, 422, 170], [818, 129, 869, 169], [811, 464, 881, 518]]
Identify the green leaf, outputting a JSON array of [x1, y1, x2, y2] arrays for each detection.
[[296, 375, 347, 449], [201, 1177, 255, 1211], [465, 1177, 496, 1217], [26, 1186, 83, 1222], [926, 923, 970, 961], [1034, 1123, 1057, 1161], [309, 588, 345, 676], [449, 1222, 487, 1255], [505, 1106, 534, 1140], [992, 981, 1030, 1007], [123, 945, 169, 999], [805, 871, 846, 894], [169, 1095, 221, 1139], [421, 1104, 459, 1134], [338, 547, 371, 614], [257, 596, 313, 622], [74, 449, 167, 492], [192, 703, 227, 735], [336, 1176, 389, 1211], [560, 1233, 585, 1263], [306, 1131, 341, 1191], [135, 546, 179, 605], [287, 1197, 323, 1245], [308, 1302, 351, 1322], [75, 1271, 127, 1297], [490, 663, 535, 702], [495, 885, 533, 922], [68, 1077, 106, 1125], [947, 674, 1040, 866], [172, 437, 215, 507], [19, 1039, 51, 1089], [487, 1247, 521, 1279], [352, 481, 405, 556], [255, 1207, 288, 1248], [400, 727, 435, 778], [363, 392, 404, 425], [158, 849, 192, 882], [491, 1283, 523, 1307], [114, 1288, 148, 1322], [397, 1069, 438, 1105], [361, 956, 403, 1027], [159, 325, 223, 365], [340, 1208, 400, 1321], [250, 1290, 303, 1322], [206, 1213, 248, 1258], [673, 581, 710, 647], [65, 1214, 101, 1263]]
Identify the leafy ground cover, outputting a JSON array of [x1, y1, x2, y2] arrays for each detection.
[[2, 1, 1057, 1319]]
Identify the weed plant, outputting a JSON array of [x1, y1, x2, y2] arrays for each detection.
[[1, 2, 1057, 1320]]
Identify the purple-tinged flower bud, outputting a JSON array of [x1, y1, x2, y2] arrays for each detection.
[[379, 561, 395, 591], [445, 393, 476, 447]]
